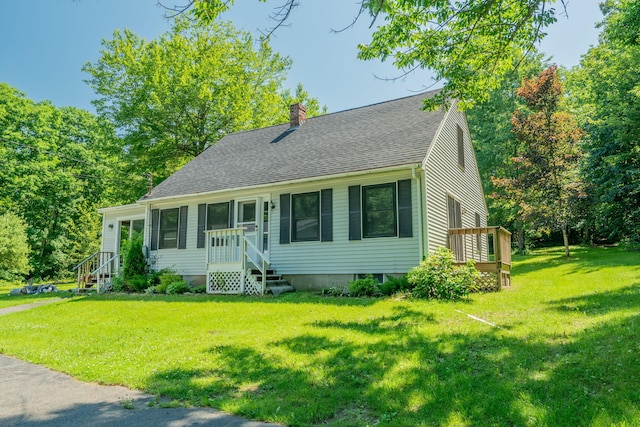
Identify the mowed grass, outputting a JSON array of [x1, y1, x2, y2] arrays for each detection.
[[0, 280, 78, 309], [0, 246, 639, 426]]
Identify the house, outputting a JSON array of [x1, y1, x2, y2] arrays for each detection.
[[97, 89, 489, 294]]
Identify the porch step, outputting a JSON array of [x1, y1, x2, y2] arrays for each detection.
[[247, 269, 294, 296]]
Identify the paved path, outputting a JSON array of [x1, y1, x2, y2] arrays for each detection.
[[0, 298, 66, 316], [0, 301, 278, 426]]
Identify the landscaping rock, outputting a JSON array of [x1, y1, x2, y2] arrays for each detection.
[[8, 288, 23, 296]]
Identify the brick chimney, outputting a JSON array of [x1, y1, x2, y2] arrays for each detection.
[[289, 103, 307, 128]]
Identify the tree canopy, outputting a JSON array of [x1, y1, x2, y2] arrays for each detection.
[[178, 0, 567, 109], [84, 17, 324, 201]]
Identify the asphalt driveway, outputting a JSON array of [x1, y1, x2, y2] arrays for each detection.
[[0, 299, 278, 426]]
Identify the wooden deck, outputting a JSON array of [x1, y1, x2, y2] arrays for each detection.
[[448, 226, 512, 291]]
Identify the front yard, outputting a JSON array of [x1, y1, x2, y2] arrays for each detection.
[[0, 246, 639, 426]]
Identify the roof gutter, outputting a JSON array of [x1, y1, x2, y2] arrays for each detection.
[[137, 163, 424, 205]]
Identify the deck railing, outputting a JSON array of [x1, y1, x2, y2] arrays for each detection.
[[448, 226, 512, 290]]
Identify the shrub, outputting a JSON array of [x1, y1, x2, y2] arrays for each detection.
[[144, 285, 157, 294], [407, 247, 480, 300], [348, 275, 380, 297], [192, 285, 207, 294], [111, 275, 131, 293], [166, 281, 191, 294], [121, 232, 147, 281], [380, 275, 411, 296], [128, 274, 150, 293]]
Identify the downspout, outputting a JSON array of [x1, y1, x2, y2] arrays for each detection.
[[412, 167, 426, 260]]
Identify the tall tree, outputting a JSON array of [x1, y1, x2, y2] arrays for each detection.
[[0, 212, 30, 281], [566, 0, 640, 247], [467, 54, 546, 251], [493, 65, 584, 256], [0, 83, 117, 279], [176, 0, 566, 109], [84, 17, 323, 201]]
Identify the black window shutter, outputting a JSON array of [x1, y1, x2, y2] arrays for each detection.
[[348, 185, 361, 240], [321, 189, 333, 242], [397, 179, 413, 238], [280, 193, 290, 244], [150, 209, 159, 250], [197, 204, 206, 248], [228, 200, 234, 228], [178, 206, 188, 249]]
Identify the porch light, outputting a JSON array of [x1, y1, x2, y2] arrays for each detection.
[[270, 201, 276, 210], [108, 224, 114, 229]]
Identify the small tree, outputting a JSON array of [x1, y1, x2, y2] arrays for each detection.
[[0, 212, 30, 281], [121, 232, 146, 281]]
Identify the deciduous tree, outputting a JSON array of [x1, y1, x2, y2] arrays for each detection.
[[176, 0, 566, 109], [492, 65, 583, 256], [84, 18, 323, 201]]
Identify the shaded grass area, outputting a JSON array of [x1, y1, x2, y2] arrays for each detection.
[[0, 246, 639, 426]]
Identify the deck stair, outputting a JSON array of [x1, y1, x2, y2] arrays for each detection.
[[249, 269, 294, 296], [73, 251, 117, 293]]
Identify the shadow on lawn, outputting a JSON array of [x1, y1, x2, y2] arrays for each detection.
[[81, 292, 382, 307], [144, 305, 640, 426], [512, 245, 640, 276], [548, 283, 640, 315]]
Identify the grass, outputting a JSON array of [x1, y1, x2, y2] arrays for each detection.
[[0, 280, 78, 309], [0, 245, 639, 426]]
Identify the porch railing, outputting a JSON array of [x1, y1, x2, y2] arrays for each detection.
[[73, 251, 115, 292], [205, 228, 269, 295], [448, 226, 512, 290]]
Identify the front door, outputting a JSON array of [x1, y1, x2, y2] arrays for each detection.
[[236, 199, 270, 265]]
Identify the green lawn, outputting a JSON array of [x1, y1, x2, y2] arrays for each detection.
[[0, 246, 638, 426], [0, 280, 78, 309]]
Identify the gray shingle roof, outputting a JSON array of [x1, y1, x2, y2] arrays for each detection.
[[141, 89, 444, 201]]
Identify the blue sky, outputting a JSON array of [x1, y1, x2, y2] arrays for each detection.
[[0, 0, 603, 113]]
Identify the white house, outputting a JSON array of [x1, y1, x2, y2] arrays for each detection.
[[98, 90, 489, 293]]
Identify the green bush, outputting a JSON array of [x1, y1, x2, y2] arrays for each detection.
[[144, 285, 158, 294], [192, 285, 207, 294], [407, 247, 480, 300], [159, 273, 183, 288], [111, 275, 131, 293], [348, 275, 380, 297], [121, 232, 147, 281], [128, 274, 150, 293], [166, 281, 191, 294], [380, 275, 411, 296]]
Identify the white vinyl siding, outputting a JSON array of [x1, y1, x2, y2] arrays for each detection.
[[424, 104, 488, 258], [271, 170, 420, 275], [99, 205, 146, 254], [144, 169, 421, 277]]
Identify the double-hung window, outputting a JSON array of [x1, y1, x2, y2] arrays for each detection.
[[349, 179, 412, 240], [151, 206, 188, 250], [280, 189, 332, 244]]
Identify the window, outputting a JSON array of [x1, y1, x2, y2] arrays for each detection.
[[457, 124, 465, 169], [447, 196, 463, 261], [349, 180, 412, 240], [280, 189, 332, 244], [475, 212, 482, 253], [197, 201, 233, 248], [207, 203, 230, 230], [363, 183, 397, 238], [151, 206, 188, 250], [159, 208, 179, 249], [292, 192, 319, 241]]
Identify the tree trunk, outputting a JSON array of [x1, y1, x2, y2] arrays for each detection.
[[562, 224, 570, 257], [517, 222, 526, 255]]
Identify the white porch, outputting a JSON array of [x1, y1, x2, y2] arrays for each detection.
[[205, 228, 270, 295]]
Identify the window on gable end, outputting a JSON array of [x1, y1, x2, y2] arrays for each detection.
[[457, 124, 465, 169]]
